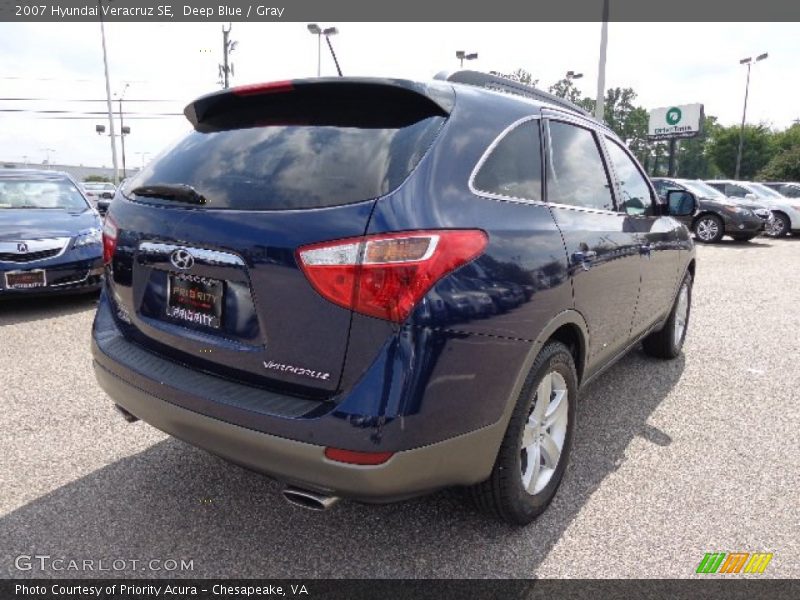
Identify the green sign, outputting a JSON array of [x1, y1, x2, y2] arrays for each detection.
[[666, 107, 682, 126]]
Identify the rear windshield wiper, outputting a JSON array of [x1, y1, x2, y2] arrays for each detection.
[[130, 183, 207, 206]]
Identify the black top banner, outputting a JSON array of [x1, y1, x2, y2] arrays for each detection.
[[2, 0, 800, 22]]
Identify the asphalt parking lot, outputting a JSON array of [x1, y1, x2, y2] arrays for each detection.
[[1, 237, 798, 579]]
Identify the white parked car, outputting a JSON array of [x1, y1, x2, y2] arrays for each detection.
[[704, 180, 800, 237]]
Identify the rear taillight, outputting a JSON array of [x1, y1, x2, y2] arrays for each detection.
[[102, 216, 118, 265], [297, 229, 488, 322]]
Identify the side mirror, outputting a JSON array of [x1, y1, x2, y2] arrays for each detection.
[[666, 190, 697, 217]]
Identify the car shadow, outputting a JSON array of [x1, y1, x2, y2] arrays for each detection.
[[0, 349, 685, 579], [0, 292, 98, 326], [705, 238, 773, 248]]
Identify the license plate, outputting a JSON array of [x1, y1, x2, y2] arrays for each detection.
[[166, 273, 223, 329], [5, 269, 46, 289]]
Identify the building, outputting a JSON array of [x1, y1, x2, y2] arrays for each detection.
[[0, 161, 139, 182]]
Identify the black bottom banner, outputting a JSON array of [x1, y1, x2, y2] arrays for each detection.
[[2, 579, 800, 600]]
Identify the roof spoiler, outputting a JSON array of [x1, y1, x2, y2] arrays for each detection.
[[436, 70, 591, 117], [184, 78, 455, 132]]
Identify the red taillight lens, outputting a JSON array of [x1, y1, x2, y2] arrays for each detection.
[[324, 447, 394, 466], [297, 229, 488, 322], [102, 216, 118, 265]]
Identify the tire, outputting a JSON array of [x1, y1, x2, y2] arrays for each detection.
[[765, 212, 790, 238], [469, 341, 578, 525], [730, 234, 757, 242], [693, 214, 724, 243], [643, 272, 692, 359]]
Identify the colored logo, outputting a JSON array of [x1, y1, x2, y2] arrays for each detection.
[[666, 107, 682, 125], [696, 552, 773, 574]]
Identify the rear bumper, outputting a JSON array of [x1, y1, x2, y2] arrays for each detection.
[[91, 289, 516, 500], [93, 358, 501, 502]]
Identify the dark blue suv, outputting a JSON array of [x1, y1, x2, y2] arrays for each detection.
[[92, 72, 697, 524]]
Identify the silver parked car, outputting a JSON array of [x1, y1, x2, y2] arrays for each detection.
[[704, 180, 800, 237]]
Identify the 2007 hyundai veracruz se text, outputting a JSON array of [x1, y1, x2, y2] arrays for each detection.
[[92, 72, 697, 524]]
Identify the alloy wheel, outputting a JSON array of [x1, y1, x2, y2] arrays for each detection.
[[767, 215, 787, 237], [673, 283, 689, 347], [520, 371, 569, 495], [695, 218, 719, 242]]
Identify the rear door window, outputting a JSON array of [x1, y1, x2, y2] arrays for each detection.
[[472, 120, 542, 202], [724, 183, 748, 197], [546, 121, 614, 211]]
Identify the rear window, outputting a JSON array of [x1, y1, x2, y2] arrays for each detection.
[[124, 116, 445, 211]]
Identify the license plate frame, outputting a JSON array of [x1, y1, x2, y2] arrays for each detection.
[[4, 269, 47, 289], [166, 272, 224, 330]]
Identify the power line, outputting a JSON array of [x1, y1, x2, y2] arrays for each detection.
[[0, 109, 182, 115], [0, 75, 148, 83], [0, 115, 180, 120], [0, 97, 180, 103]]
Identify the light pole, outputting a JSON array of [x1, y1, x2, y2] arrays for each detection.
[[219, 24, 237, 88], [40, 148, 56, 167], [135, 152, 151, 170], [308, 24, 339, 76], [456, 50, 478, 68], [594, 0, 609, 122], [735, 52, 768, 180], [98, 0, 119, 184], [115, 83, 130, 179]]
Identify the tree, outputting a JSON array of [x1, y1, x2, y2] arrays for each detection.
[[769, 123, 800, 154], [758, 144, 800, 181], [676, 115, 723, 179], [489, 68, 538, 87], [548, 78, 582, 103], [707, 124, 774, 179], [84, 175, 112, 183], [601, 88, 649, 163]]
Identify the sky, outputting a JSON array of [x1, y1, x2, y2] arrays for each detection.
[[1, 21, 798, 169]]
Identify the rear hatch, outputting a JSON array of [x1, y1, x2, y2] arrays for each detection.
[[106, 79, 450, 398]]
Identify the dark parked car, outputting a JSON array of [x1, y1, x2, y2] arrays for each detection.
[[82, 182, 116, 216], [0, 170, 104, 296], [652, 178, 769, 243], [92, 73, 696, 524]]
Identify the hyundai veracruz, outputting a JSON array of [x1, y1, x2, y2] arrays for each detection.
[[0, 169, 104, 295], [92, 73, 697, 524]]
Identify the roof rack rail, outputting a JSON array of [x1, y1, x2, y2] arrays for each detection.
[[437, 70, 591, 118]]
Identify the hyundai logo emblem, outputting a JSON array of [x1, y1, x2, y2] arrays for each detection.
[[17, 242, 28, 253], [170, 248, 195, 270]]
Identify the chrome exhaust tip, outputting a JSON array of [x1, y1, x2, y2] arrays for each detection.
[[114, 404, 139, 423], [282, 486, 340, 511]]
